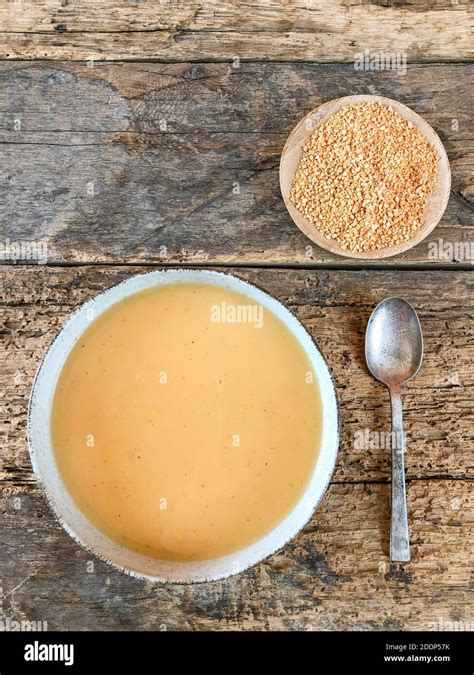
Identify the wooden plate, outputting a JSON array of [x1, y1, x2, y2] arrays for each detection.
[[279, 95, 451, 260]]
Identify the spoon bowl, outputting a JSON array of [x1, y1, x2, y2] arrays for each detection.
[[365, 297, 423, 389]]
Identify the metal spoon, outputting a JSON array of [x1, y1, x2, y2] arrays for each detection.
[[365, 297, 423, 562]]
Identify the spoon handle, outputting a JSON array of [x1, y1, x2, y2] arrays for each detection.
[[389, 389, 411, 562]]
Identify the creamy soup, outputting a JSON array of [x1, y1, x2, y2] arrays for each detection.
[[51, 282, 322, 561]]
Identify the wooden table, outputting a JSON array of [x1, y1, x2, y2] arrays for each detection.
[[1, 2, 472, 631]]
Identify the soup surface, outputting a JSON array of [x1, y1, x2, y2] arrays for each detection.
[[52, 282, 322, 561]]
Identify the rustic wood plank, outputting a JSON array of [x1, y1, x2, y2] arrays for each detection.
[[0, 61, 472, 266], [2, 265, 473, 488], [0, 1, 471, 62], [1, 0, 472, 639], [0, 480, 471, 630]]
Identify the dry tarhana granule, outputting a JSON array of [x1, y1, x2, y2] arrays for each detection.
[[290, 102, 439, 252]]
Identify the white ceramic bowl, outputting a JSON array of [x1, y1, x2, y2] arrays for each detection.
[[28, 269, 339, 583]]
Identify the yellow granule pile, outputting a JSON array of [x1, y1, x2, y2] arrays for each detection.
[[290, 102, 439, 252]]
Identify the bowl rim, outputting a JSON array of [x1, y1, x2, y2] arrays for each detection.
[[27, 268, 340, 583], [280, 94, 451, 260]]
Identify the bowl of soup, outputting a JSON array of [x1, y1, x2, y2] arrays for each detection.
[[28, 269, 339, 582]]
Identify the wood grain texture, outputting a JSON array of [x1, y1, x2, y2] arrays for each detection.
[[1, 0, 473, 633], [1, 478, 472, 630], [2, 265, 473, 483], [0, 1, 471, 62], [0, 61, 472, 266], [1, 212, 472, 632]]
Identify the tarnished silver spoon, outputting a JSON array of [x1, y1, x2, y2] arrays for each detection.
[[365, 297, 423, 562]]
